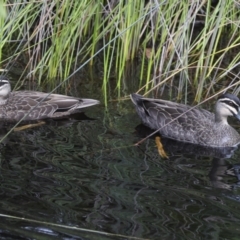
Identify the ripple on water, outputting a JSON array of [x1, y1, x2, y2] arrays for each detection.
[[0, 104, 240, 239]]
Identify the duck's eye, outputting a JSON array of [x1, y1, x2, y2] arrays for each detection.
[[227, 101, 235, 107]]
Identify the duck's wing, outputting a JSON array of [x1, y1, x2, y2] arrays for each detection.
[[13, 91, 100, 109], [130, 93, 214, 143], [3, 91, 99, 121]]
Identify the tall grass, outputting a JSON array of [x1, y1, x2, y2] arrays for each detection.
[[0, 0, 240, 103]]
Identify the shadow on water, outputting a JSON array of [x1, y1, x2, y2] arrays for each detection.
[[1, 76, 240, 239]]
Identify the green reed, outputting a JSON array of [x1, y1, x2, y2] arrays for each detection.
[[0, 0, 239, 103]]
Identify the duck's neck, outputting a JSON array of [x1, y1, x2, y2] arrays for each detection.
[[0, 94, 9, 106], [215, 112, 228, 124]]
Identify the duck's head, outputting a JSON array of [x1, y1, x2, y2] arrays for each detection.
[[0, 75, 11, 105], [216, 93, 240, 123]]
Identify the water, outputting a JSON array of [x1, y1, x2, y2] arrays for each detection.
[[1, 75, 240, 240]]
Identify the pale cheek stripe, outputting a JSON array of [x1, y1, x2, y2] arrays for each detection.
[[219, 100, 239, 113]]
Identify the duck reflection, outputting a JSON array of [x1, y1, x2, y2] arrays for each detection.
[[209, 159, 240, 190], [0, 112, 96, 146], [135, 124, 240, 190]]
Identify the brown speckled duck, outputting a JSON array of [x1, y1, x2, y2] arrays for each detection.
[[130, 93, 240, 147], [0, 76, 99, 122]]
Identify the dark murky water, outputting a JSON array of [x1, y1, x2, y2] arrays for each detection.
[[1, 73, 240, 240]]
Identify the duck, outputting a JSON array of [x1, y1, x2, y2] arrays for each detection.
[[130, 93, 240, 147], [0, 76, 100, 122]]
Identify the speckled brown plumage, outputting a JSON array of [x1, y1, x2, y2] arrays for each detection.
[[0, 76, 100, 122], [131, 93, 240, 147]]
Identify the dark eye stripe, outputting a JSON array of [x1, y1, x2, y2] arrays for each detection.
[[219, 99, 239, 112], [0, 80, 9, 87]]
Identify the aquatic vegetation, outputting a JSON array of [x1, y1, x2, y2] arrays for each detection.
[[0, 1, 239, 103]]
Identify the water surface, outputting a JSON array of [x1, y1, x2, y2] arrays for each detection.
[[1, 75, 240, 240]]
